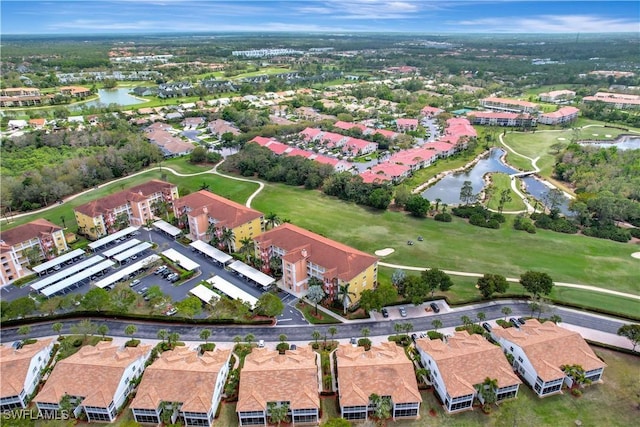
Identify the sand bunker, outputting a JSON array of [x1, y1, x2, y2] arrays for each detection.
[[557, 137, 566, 141], [375, 248, 395, 256], [632, 252, 640, 259], [592, 134, 599, 136], [605, 134, 612, 138]]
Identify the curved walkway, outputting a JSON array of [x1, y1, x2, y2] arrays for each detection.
[[378, 261, 640, 301], [0, 159, 267, 223]]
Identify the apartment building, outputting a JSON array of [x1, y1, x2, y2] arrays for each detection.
[[538, 107, 580, 125], [74, 180, 179, 240], [0, 339, 55, 410], [415, 332, 521, 413], [254, 223, 378, 303], [336, 342, 422, 421], [130, 347, 231, 427], [173, 190, 264, 252], [0, 219, 69, 276], [480, 97, 539, 113], [237, 347, 320, 426], [467, 112, 537, 127], [35, 342, 151, 422], [582, 92, 640, 110], [538, 90, 576, 103], [491, 320, 606, 397]]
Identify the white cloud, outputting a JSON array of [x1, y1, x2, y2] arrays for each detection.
[[455, 15, 640, 33]]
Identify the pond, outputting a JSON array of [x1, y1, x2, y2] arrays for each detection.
[[421, 148, 517, 205], [79, 88, 147, 109], [580, 135, 640, 151], [421, 148, 572, 213]]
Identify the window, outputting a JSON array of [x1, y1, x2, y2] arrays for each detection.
[[449, 400, 472, 411], [134, 414, 160, 424], [518, 356, 523, 363], [86, 411, 112, 422]]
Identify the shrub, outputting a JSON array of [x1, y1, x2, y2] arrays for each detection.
[[200, 343, 216, 352], [496, 319, 512, 328], [490, 213, 506, 223], [276, 342, 290, 353], [571, 388, 583, 397], [72, 338, 83, 347], [630, 228, 640, 239], [434, 212, 452, 222], [514, 214, 537, 233], [125, 339, 141, 347], [427, 331, 444, 340], [358, 338, 372, 350], [583, 225, 631, 242]]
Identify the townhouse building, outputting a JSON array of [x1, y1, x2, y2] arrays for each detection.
[[74, 180, 179, 240], [395, 118, 419, 132], [130, 347, 231, 427], [491, 320, 606, 397], [480, 97, 539, 114], [335, 342, 422, 421], [538, 107, 580, 125], [35, 342, 151, 423], [0, 339, 55, 410], [538, 90, 576, 103], [173, 190, 263, 252], [582, 92, 640, 110], [254, 223, 378, 303], [59, 86, 92, 98], [360, 163, 411, 184], [237, 347, 320, 426], [0, 219, 69, 276], [415, 332, 521, 413]]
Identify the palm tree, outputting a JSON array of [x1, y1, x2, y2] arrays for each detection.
[[17, 325, 31, 340], [306, 280, 326, 316], [477, 311, 486, 325], [97, 324, 109, 339], [501, 306, 512, 320], [244, 333, 255, 346], [394, 323, 404, 336], [157, 329, 168, 343], [311, 330, 321, 345], [267, 402, 290, 427], [124, 324, 137, 339], [206, 222, 218, 242], [431, 319, 442, 332], [461, 315, 472, 327], [264, 212, 281, 230], [168, 332, 180, 347], [200, 329, 212, 344], [52, 322, 64, 337], [403, 322, 413, 336], [328, 326, 338, 342], [361, 327, 370, 339], [337, 283, 356, 314], [550, 314, 562, 324], [434, 198, 442, 212], [477, 377, 498, 409], [221, 227, 235, 253], [151, 199, 170, 221], [279, 334, 287, 344], [233, 335, 242, 345]]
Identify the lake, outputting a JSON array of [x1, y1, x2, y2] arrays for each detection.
[[80, 88, 147, 108], [581, 135, 640, 151]]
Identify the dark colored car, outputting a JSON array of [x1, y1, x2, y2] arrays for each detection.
[[509, 318, 521, 328], [411, 333, 418, 342], [482, 322, 492, 332], [517, 317, 526, 325], [381, 308, 389, 318], [430, 302, 440, 313]]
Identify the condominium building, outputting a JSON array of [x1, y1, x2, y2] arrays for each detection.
[[35, 342, 151, 422], [467, 112, 537, 127], [582, 92, 640, 110], [491, 320, 606, 397], [130, 347, 231, 427], [538, 107, 580, 125], [538, 90, 576, 103], [415, 331, 521, 413], [254, 223, 378, 303], [173, 190, 263, 252], [74, 180, 179, 240], [236, 347, 320, 426], [335, 342, 422, 421], [0, 219, 69, 279], [480, 97, 539, 113], [0, 339, 55, 410]]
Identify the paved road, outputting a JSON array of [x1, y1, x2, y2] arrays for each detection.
[[0, 300, 629, 345]]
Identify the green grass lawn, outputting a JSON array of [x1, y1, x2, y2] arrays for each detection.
[[3, 168, 258, 232], [485, 173, 527, 211], [161, 157, 213, 174], [252, 183, 640, 295]]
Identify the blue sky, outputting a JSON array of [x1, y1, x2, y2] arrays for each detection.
[[2, 1, 639, 35]]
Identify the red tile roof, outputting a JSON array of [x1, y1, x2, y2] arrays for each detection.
[[482, 97, 539, 108], [396, 118, 418, 127], [360, 170, 390, 184], [74, 180, 176, 218], [300, 127, 324, 141], [174, 190, 262, 229], [255, 223, 377, 283], [389, 147, 438, 166], [540, 107, 580, 119], [0, 219, 62, 246], [287, 148, 312, 158]]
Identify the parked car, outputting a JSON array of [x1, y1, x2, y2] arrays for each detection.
[[154, 265, 167, 275], [258, 340, 265, 348], [166, 273, 178, 281], [350, 337, 358, 347], [430, 302, 440, 313], [411, 333, 418, 342], [165, 307, 177, 316], [417, 236, 424, 241], [517, 317, 526, 325], [399, 307, 407, 317], [129, 279, 141, 287], [137, 287, 148, 295], [161, 270, 173, 278], [290, 344, 297, 351], [509, 318, 521, 328], [169, 275, 180, 283], [381, 308, 389, 318], [482, 322, 492, 332]]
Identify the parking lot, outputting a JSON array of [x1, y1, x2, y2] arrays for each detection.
[[3, 227, 308, 325]]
